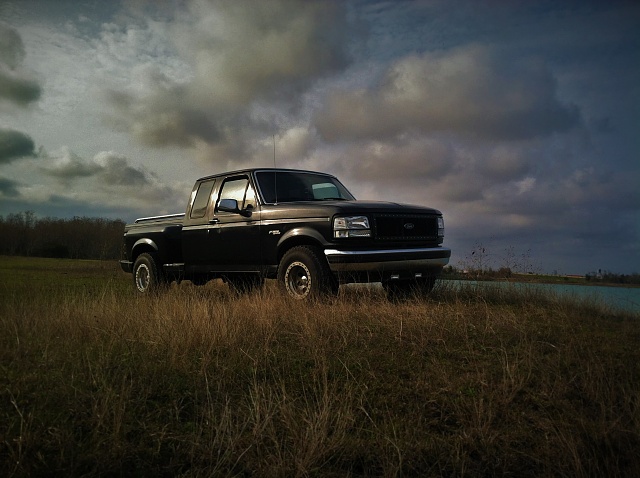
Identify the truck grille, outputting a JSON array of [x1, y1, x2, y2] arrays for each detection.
[[373, 214, 438, 241]]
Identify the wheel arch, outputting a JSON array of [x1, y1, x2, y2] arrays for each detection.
[[131, 238, 158, 263], [276, 228, 327, 264]]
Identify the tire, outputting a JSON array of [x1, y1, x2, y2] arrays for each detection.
[[133, 252, 166, 294], [278, 245, 338, 300], [383, 276, 436, 302]]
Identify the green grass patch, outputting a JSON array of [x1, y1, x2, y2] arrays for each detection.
[[0, 256, 129, 301], [1, 257, 639, 476]]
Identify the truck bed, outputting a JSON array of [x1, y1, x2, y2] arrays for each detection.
[[133, 213, 185, 225]]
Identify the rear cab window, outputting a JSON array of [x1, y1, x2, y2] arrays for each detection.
[[190, 179, 216, 219]]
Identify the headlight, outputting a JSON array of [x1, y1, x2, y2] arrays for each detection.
[[333, 216, 371, 238], [437, 217, 445, 237]]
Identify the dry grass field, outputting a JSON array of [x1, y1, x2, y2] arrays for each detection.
[[1, 256, 639, 477]]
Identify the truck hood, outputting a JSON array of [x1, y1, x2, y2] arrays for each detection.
[[323, 200, 442, 216], [259, 200, 443, 222]]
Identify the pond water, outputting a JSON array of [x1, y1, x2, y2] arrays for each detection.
[[444, 280, 640, 315]]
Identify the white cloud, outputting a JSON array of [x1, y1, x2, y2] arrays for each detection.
[[515, 177, 535, 195]]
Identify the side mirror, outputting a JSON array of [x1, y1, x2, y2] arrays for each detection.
[[218, 198, 240, 214], [218, 199, 253, 217]]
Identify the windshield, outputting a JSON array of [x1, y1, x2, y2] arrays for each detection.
[[255, 171, 355, 204]]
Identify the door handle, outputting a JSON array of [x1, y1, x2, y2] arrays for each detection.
[[209, 218, 219, 224]]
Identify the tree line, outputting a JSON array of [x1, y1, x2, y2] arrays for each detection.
[[585, 270, 640, 286], [442, 265, 640, 285], [0, 211, 125, 260]]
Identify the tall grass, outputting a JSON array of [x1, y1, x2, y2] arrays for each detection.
[[1, 258, 639, 476]]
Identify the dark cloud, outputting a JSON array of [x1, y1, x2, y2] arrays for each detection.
[[177, 0, 349, 106], [34, 149, 184, 218], [0, 128, 36, 164], [0, 179, 182, 222], [314, 44, 581, 142], [0, 22, 25, 69], [332, 135, 537, 207], [0, 71, 41, 105], [98, 153, 149, 186], [40, 150, 100, 179], [0, 176, 20, 197], [339, 136, 453, 184], [481, 146, 531, 181], [0, 23, 41, 106], [589, 117, 614, 134], [42, 150, 150, 187], [104, 0, 351, 152], [104, 89, 222, 148]]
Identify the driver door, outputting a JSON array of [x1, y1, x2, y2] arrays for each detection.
[[207, 175, 262, 270]]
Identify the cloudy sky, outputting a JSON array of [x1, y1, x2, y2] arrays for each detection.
[[1, 0, 638, 274]]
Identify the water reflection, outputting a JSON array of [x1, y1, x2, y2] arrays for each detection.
[[443, 280, 639, 315]]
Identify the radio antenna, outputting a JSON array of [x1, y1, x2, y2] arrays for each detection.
[[273, 134, 278, 205]]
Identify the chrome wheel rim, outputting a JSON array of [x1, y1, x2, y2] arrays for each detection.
[[135, 263, 150, 292], [285, 261, 311, 298]]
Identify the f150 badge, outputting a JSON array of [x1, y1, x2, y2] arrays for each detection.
[[269, 230, 281, 235]]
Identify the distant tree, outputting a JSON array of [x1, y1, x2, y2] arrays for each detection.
[[0, 212, 125, 260]]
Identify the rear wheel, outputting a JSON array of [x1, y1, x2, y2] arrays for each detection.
[[278, 246, 338, 300], [133, 252, 166, 294]]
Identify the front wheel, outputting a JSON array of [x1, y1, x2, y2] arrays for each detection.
[[278, 246, 338, 300], [133, 252, 166, 294]]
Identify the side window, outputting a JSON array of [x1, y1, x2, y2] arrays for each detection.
[[217, 177, 250, 213], [190, 179, 215, 219], [244, 183, 256, 210]]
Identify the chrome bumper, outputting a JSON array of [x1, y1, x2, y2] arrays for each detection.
[[324, 247, 451, 273]]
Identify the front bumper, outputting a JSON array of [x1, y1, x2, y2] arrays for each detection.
[[119, 260, 133, 273], [324, 246, 451, 279]]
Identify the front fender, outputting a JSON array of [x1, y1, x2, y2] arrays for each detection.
[[132, 238, 158, 254], [276, 227, 330, 259]]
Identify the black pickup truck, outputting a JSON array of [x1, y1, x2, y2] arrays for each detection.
[[120, 168, 451, 299]]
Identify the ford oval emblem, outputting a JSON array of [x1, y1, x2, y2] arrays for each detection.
[[404, 222, 415, 230]]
